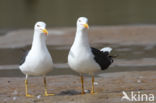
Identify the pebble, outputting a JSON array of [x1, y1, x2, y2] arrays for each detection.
[[139, 76, 143, 79], [13, 96, 17, 101], [37, 95, 41, 99], [137, 79, 141, 83], [84, 90, 90, 93], [94, 82, 99, 86], [12, 90, 18, 95]]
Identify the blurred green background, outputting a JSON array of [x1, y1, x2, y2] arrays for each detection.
[[0, 0, 156, 28]]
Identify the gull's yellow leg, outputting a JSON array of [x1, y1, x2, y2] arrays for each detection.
[[25, 75, 34, 97], [43, 76, 55, 96], [80, 75, 85, 94], [90, 75, 95, 94]]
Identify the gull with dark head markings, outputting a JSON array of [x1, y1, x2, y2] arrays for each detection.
[[19, 21, 54, 97], [68, 17, 114, 94]]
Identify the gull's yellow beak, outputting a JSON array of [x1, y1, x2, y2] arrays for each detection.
[[83, 24, 89, 29], [42, 29, 48, 35]]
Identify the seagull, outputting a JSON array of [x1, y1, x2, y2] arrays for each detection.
[[68, 17, 114, 94], [19, 21, 54, 97]]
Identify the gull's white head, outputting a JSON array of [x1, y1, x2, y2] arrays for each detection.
[[77, 17, 89, 30], [34, 21, 48, 35]]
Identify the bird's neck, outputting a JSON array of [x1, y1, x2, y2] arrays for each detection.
[[31, 31, 47, 51], [73, 29, 90, 48]]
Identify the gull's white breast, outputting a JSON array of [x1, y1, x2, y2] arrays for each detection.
[[68, 46, 100, 74], [19, 49, 53, 76]]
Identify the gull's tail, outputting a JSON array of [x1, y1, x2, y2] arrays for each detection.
[[100, 47, 112, 53], [101, 47, 117, 58]]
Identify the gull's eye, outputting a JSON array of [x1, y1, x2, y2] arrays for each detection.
[[37, 25, 40, 27]]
